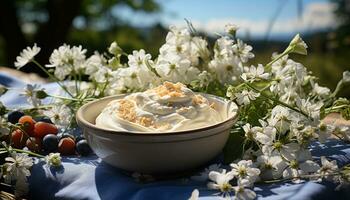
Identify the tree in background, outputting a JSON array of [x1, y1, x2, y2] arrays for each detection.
[[331, 0, 350, 50], [0, 0, 159, 75]]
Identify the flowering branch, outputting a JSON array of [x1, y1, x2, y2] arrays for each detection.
[[244, 82, 310, 118], [32, 60, 74, 98]]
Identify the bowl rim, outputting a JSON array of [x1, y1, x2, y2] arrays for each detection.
[[76, 93, 239, 136]]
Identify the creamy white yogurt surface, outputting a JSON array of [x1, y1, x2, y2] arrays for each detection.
[[95, 82, 223, 132]]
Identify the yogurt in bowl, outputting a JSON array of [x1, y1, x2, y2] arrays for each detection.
[[76, 82, 238, 174], [96, 82, 223, 132]]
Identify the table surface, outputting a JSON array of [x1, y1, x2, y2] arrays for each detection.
[[1, 71, 350, 200]]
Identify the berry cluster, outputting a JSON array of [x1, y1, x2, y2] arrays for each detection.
[[7, 110, 92, 156]]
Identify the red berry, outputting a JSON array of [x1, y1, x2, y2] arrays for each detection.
[[18, 115, 36, 136], [11, 129, 28, 148], [26, 137, 42, 152], [58, 137, 75, 155], [34, 122, 58, 138]]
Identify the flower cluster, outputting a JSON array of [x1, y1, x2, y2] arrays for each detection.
[[0, 142, 62, 197], [4, 22, 350, 199]]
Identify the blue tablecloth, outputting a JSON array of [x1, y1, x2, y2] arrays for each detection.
[[1, 71, 350, 200]]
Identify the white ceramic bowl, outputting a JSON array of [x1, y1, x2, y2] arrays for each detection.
[[76, 93, 238, 174]]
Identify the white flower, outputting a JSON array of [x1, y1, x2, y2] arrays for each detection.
[[43, 104, 72, 128], [342, 71, 350, 83], [159, 26, 203, 65], [232, 39, 254, 63], [268, 106, 295, 134], [312, 83, 330, 98], [254, 125, 276, 145], [191, 37, 210, 60], [317, 122, 334, 143], [334, 126, 350, 141], [156, 54, 199, 84], [296, 98, 323, 120], [196, 71, 212, 87], [242, 123, 256, 139], [233, 185, 256, 200], [191, 163, 223, 181], [45, 153, 62, 167], [230, 160, 260, 186], [270, 57, 308, 104], [85, 52, 106, 75], [207, 169, 235, 193], [3, 153, 33, 184], [282, 149, 320, 181], [256, 155, 287, 180], [128, 49, 152, 68], [188, 189, 199, 200], [21, 84, 42, 107], [234, 90, 260, 105], [293, 125, 318, 143], [241, 64, 269, 82], [14, 43, 41, 69], [214, 36, 235, 58], [91, 66, 113, 83], [46, 44, 87, 80], [165, 25, 191, 45], [289, 34, 308, 55], [225, 23, 239, 35], [262, 142, 299, 161], [317, 156, 338, 181], [208, 56, 243, 84], [282, 159, 320, 181], [114, 63, 159, 92], [108, 41, 123, 55], [0, 116, 10, 133]]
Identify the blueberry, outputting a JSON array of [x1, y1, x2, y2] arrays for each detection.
[[35, 116, 53, 124], [7, 110, 24, 124], [75, 135, 85, 143], [76, 140, 92, 156], [43, 134, 59, 152]]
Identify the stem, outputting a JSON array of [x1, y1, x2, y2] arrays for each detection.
[[0, 148, 44, 158], [32, 60, 74, 98], [325, 105, 349, 113], [48, 94, 80, 101], [260, 171, 341, 184], [73, 70, 79, 96], [331, 80, 343, 98], [331, 132, 344, 140], [12, 148, 45, 158], [21, 105, 53, 110], [265, 49, 292, 71], [100, 79, 109, 97]]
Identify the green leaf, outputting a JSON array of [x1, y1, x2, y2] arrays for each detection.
[[223, 127, 245, 164], [341, 107, 350, 120]]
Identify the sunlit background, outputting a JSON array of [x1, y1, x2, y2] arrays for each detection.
[[0, 0, 349, 96]]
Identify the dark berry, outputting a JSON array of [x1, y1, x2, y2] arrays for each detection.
[[76, 140, 92, 156], [35, 116, 53, 124], [43, 134, 59, 152], [75, 135, 85, 143], [7, 110, 24, 124]]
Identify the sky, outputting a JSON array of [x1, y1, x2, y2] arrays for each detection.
[[115, 0, 337, 40]]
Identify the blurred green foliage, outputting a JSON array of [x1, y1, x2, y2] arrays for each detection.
[[0, 0, 349, 98]]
